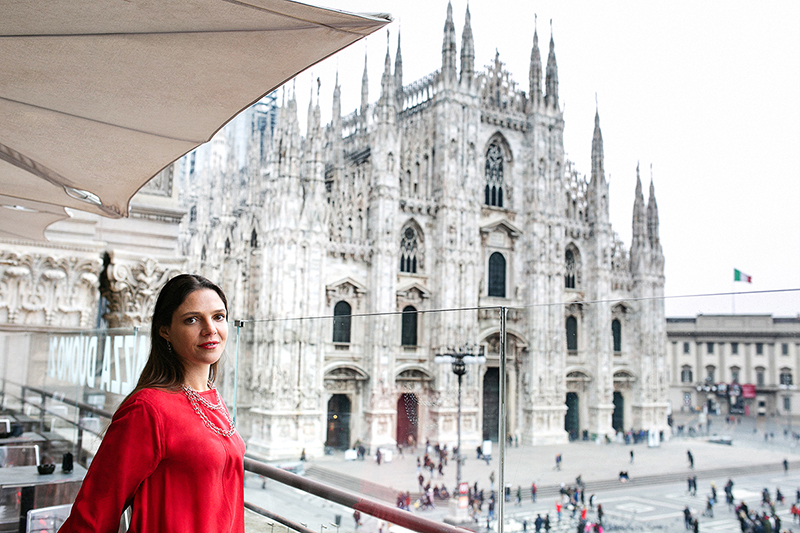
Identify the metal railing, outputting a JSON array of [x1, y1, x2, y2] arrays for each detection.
[[0, 380, 470, 533]]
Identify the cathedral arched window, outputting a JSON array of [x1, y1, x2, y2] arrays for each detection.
[[189, 206, 197, 223], [612, 319, 622, 353], [566, 316, 578, 352], [565, 249, 576, 289], [250, 229, 258, 248], [484, 142, 504, 208], [224, 238, 231, 255], [401, 305, 418, 346], [487, 252, 506, 297], [333, 301, 352, 344], [400, 226, 420, 273]]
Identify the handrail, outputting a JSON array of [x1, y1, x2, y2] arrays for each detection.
[[7, 380, 114, 419], [245, 458, 472, 533], [2, 379, 472, 533], [244, 501, 318, 533]]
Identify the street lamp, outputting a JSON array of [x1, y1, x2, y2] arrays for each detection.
[[779, 382, 796, 440], [434, 344, 486, 493]]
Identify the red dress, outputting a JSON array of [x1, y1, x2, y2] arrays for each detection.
[[59, 388, 245, 532]]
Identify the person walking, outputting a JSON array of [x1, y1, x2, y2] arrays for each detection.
[[516, 486, 522, 506], [785, 458, 790, 474], [630, 450, 634, 464], [353, 510, 362, 530], [687, 450, 694, 469], [531, 482, 537, 502], [534, 514, 543, 533], [597, 504, 604, 525]]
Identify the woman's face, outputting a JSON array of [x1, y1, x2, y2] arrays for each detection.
[[159, 288, 228, 373]]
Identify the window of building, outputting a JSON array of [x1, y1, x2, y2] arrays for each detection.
[[189, 206, 197, 223], [565, 249, 576, 289], [731, 342, 739, 355], [756, 367, 765, 386], [488, 252, 506, 297], [681, 366, 693, 383], [484, 142, 504, 207], [707, 342, 714, 354], [706, 365, 715, 382], [730, 366, 740, 383], [250, 229, 258, 248], [401, 306, 418, 346], [756, 343, 764, 355], [224, 238, 231, 255], [400, 226, 420, 273], [683, 342, 690, 355], [333, 301, 352, 343], [785, 396, 791, 412], [566, 316, 578, 353], [612, 319, 621, 353], [783, 343, 789, 356], [780, 369, 793, 386]]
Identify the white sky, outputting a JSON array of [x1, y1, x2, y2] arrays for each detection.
[[284, 0, 800, 317]]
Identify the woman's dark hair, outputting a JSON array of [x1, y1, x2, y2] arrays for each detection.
[[125, 274, 228, 402]]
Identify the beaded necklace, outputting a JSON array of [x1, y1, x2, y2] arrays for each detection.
[[182, 384, 236, 437]]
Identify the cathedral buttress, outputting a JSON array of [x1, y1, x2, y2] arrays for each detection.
[[362, 32, 401, 453]]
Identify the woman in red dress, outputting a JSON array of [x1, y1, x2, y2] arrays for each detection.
[[60, 274, 245, 532]]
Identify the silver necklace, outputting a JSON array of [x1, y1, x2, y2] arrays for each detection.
[[182, 384, 236, 437]]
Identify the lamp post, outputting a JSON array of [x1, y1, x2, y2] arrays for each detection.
[[780, 383, 796, 440], [435, 344, 485, 495]]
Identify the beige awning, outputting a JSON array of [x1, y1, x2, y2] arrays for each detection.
[[0, 0, 390, 241]]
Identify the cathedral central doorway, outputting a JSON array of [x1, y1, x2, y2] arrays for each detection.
[[612, 391, 625, 432], [397, 393, 419, 447], [565, 392, 579, 440], [326, 394, 351, 449], [483, 368, 500, 442]]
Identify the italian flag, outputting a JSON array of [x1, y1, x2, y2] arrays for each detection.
[[734, 269, 752, 283]]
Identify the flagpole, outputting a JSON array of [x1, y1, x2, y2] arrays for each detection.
[[732, 281, 736, 314]]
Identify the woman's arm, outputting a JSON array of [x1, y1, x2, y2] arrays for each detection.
[[58, 396, 163, 532]]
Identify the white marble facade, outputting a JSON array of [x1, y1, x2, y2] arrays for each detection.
[[179, 4, 669, 458], [0, 4, 670, 460]]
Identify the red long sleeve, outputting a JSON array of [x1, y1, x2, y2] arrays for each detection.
[[59, 388, 245, 533]]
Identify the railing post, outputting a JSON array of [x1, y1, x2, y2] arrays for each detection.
[[39, 390, 47, 431], [75, 407, 85, 464], [498, 306, 507, 533]]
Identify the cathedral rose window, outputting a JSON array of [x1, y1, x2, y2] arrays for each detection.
[[484, 142, 504, 207], [400, 226, 420, 273]]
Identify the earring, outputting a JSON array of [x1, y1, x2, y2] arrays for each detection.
[[167, 341, 173, 353]]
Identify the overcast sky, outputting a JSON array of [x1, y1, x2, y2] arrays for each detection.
[[284, 0, 800, 317]]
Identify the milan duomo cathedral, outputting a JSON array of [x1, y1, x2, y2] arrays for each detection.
[[0, 4, 669, 458]]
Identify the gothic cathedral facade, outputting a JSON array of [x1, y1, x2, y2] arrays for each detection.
[[179, 4, 669, 458]]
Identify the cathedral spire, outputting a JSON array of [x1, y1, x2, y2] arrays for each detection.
[[332, 71, 341, 125], [631, 163, 647, 249], [529, 15, 542, 111], [591, 104, 605, 185], [441, 1, 457, 84], [379, 31, 394, 108], [394, 29, 404, 107], [647, 165, 661, 251], [460, 4, 474, 85], [360, 50, 369, 122], [545, 20, 559, 109]]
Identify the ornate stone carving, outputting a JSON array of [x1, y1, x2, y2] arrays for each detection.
[[0, 250, 101, 328], [102, 256, 183, 328]]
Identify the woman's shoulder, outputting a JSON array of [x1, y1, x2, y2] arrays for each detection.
[[118, 387, 183, 412]]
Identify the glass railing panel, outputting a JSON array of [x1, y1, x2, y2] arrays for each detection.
[[498, 288, 800, 532], [237, 307, 501, 529]]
